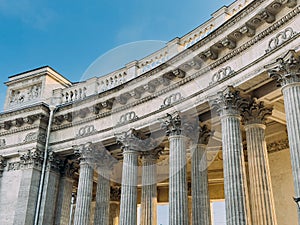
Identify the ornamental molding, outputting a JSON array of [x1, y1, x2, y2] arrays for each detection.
[[117, 111, 138, 125], [51, 4, 300, 133], [266, 27, 298, 53], [267, 139, 289, 153], [0, 113, 46, 132], [161, 92, 183, 108], [24, 132, 46, 143], [210, 66, 235, 85], [76, 125, 97, 137]]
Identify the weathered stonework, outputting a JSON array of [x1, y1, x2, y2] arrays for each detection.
[[0, 1, 299, 224]]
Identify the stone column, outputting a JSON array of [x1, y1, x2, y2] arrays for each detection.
[[242, 99, 277, 225], [267, 50, 300, 224], [161, 112, 189, 225], [13, 148, 43, 225], [211, 86, 249, 225], [38, 151, 61, 225], [94, 149, 116, 225], [191, 125, 212, 225], [73, 143, 94, 225], [54, 160, 75, 225], [140, 149, 161, 225], [115, 129, 141, 225], [110, 187, 121, 225]]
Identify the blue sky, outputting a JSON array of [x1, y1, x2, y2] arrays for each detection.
[[0, 1, 231, 223], [0, 0, 233, 109]]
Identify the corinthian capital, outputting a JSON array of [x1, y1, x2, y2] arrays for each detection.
[[160, 111, 182, 136], [210, 86, 248, 117], [266, 50, 300, 87], [115, 128, 155, 153], [241, 98, 273, 125]]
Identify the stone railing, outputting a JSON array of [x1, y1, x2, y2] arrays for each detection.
[[53, 0, 253, 105]]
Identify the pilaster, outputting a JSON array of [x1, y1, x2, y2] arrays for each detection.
[[13, 148, 43, 225]]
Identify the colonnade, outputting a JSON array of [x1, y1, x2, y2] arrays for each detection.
[[65, 50, 300, 225]]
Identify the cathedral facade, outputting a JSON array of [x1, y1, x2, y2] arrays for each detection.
[[0, 0, 300, 225]]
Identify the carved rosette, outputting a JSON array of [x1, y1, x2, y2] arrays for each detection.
[[110, 186, 121, 202], [241, 99, 273, 125], [160, 112, 182, 136], [266, 50, 300, 87], [211, 86, 248, 117], [0, 155, 7, 177], [115, 128, 155, 153], [19, 148, 43, 169]]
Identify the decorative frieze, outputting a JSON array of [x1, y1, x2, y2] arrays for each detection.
[[118, 111, 138, 125], [267, 139, 290, 153], [23, 132, 46, 143], [266, 27, 298, 53], [161, 92, 183, 108], [76, 125, 97, 137], [210, 66, 235, 85], [9, 83, 42, 106]]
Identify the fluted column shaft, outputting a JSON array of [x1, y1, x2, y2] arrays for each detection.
[[282, 84, 300, 221], [221, 113, 248, 225], [169, 135, 189, 225], [267, 50, 300, 223], [55, 176, 74, 225], [73, 161, 93, 225], [119, 149, 139, 225], [94, 170, 111, 225], [191, 144, 211, 225], [245, 124, 277, 225], [141, 154, 158, 225]]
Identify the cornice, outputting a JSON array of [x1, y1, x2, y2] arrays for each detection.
[[42, 3, 300, 149]]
